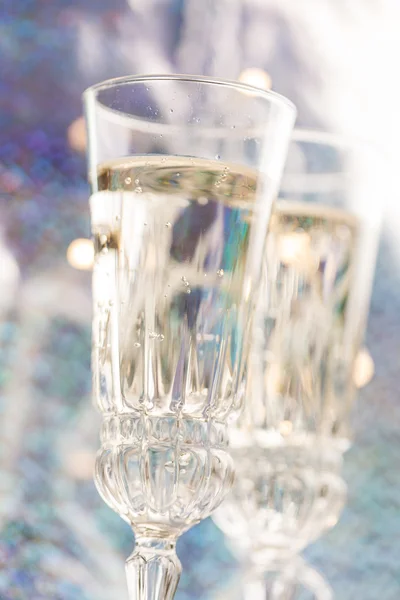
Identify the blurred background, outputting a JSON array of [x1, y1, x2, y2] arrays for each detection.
[[1, 1, 400, 598]]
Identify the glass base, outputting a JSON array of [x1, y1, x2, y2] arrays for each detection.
[[213, 557, 333, 600]]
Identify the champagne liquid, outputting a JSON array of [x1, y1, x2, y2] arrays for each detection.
[[247, 199, 359, 440], [219, 202, 358, 567], [91, 156, 261, 420]]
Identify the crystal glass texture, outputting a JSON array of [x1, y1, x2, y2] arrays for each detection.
[[214, 130, 381, 595], [213, 440, 346, 568], [249, 129, 382, 443], [84, 74, 295, 600]]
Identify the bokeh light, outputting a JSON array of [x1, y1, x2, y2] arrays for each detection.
[[353, 348, 375, 389], [68, 117, 87, 153], [239, 68, 272, 91], [67, 238, 94, 271]]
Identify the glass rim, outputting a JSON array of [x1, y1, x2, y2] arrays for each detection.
[[282, 128, 385, 225], [83, 73, 296, 114], [291, 127, 382, 157], [283, 127, 384, 184]]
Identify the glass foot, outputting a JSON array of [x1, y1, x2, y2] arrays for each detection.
[[213, 557, 333, 600], [255, 557, 333, 600]]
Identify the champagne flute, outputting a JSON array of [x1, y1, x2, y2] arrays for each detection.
[[83, 74, 295, 600], [213, 129, 382, 599]]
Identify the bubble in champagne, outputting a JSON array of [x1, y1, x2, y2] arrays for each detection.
[[165, 460, 175, 473], [149, 332, 164, 341]]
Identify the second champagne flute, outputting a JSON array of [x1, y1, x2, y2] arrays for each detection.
[[213, 129, 382, 600]]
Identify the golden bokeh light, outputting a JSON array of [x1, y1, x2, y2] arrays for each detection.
[[353, 348, 375, 389], [279, 420, 293, 437], [278, 231, 315, 272], [239, 68, 272, 91], [67, 238, 94, 271], [67, 116, 87, 153]]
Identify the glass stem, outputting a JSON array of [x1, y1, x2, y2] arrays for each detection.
[[125, 536, 181, 600]]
